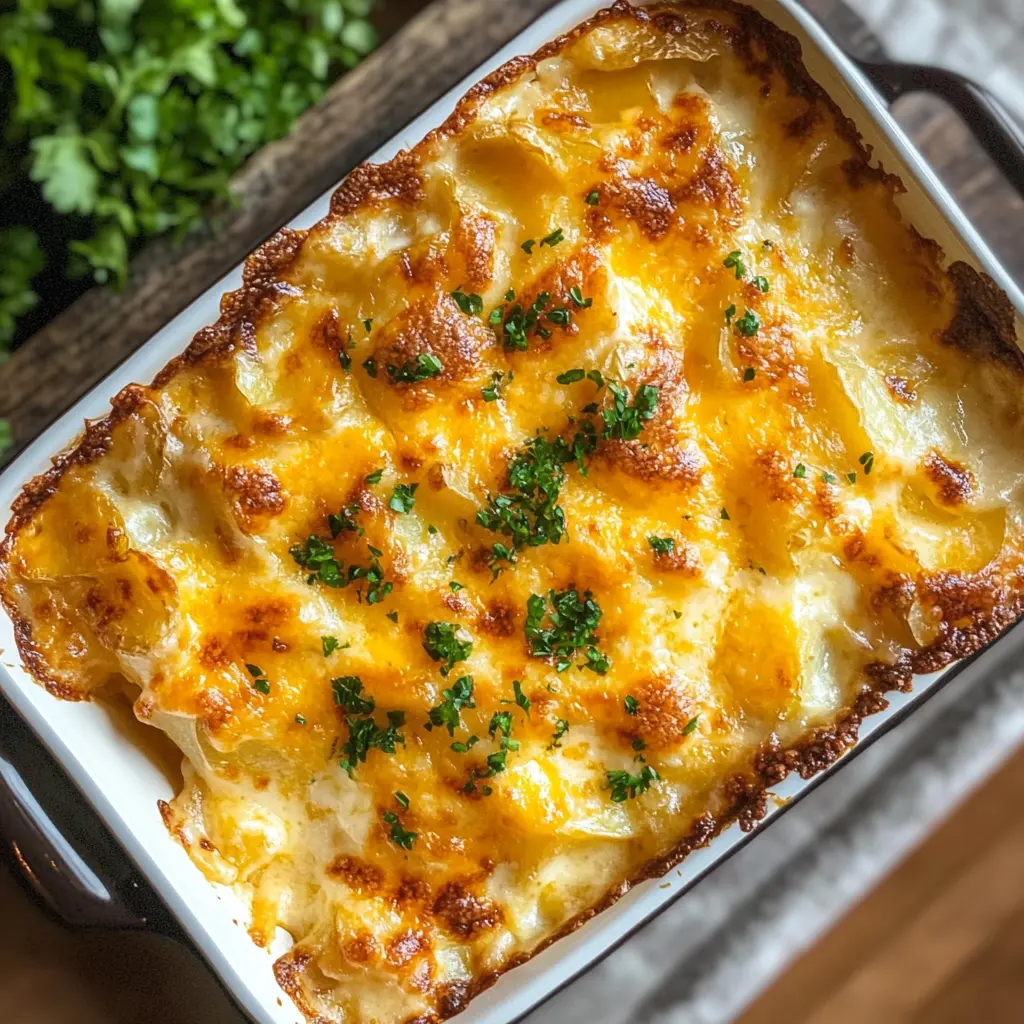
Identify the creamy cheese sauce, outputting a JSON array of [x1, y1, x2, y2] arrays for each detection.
[[4, 5, 1023, 1023]]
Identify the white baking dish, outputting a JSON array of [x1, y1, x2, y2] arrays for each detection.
[[1, 3, 1022, 1023]]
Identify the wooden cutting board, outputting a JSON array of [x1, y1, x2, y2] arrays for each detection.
[[0, 3, 1021, 1023]]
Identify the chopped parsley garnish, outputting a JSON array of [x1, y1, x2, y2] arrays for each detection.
[[322, 636, 340, 657], [602, 381, 659, 441], [548, 719, 570, 750], [734, 309, 760, 337], [632, 738, 646, 751], [339, 710, 406, 777], [624, 694, 639, 715], [723, 250, 746, 280], [362, 356, 378, 378], [547, 306, 571, 326], [449, 581, 464, 592], [290, 535, 344, 587], [557, 368, 586, 384], [859, 451, 875, 475], [476, 435, 571, 572], [540, 227, 564, 247], [428, 524, 439, 535], [386, 353, 443, 384], [332, 675, 375, 715], [338, 347, 352, 372], [364, 468, 384, 485], [847, 471, 858, 484], [720, 507, 731, 520], [648, 536, 675, 555], [568, 286, 592, 308], [389, 482, 418, 514], [586, 369, 605, 389], [525, 588, 609, 674], [394, 791, 410, 811], [482, 369, 513, 401], [422, 622, 473, 677], [382, 810, 417, 850], [753, 275, 770, 293], [488, 710, 513, 739], [743, 366, 755, 382], [822, 472, 837, 484], [508, 679, 531, 717], [252, 677, 270, 695], [386, 610, 398, 623], [501, 290, 553, 350], [793, 463, 807, 479], [451, 289, 483, 316], [606, 765, 659, 802], [328, 503, 363, 537], [672, 609, 683, 620], [682, 714, 701, 736], [354, 544, 393, 604], [585, 189, 600, 205], [521, 238, 536, 254], [426, 674, 476, 736], [331, 677, 406, 776], [246, 663, 264, 678], [363, 318, 373, 333], [451, 735, 479, 754], [295, 714, 307, 725], [725, 303, 736, 324]]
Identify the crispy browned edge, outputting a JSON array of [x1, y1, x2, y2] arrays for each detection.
[[1, 2, 1022, 1021]]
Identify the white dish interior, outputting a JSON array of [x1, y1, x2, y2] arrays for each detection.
[[1, 2, 1022, 1023]]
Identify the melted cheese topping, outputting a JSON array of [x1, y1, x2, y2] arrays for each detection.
[[4, 5, 1024, 1022]]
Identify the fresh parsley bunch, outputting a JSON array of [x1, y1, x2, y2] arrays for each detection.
[[0, 0, 380, 353]]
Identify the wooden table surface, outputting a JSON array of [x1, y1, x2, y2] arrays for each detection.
[[1, 1, 1021, 1022]]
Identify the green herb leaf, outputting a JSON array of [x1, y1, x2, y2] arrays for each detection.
[[602, 382, 659, 441], [394, 791, 410, 811], [734, 310, 760, 337], [569, 285, 592, 308], [386, 353, 443, 384], [548, 719, 570, 750], [365, 468, 384, 485], [723, 250, 746, 280], [426, 674, 476, 736], [332, 675, 375, 715], [382, 809, 417, 849], [252, 678, 271, 695], [322, 636, 340, 657], [585, 190, 600, 205], [606, 765, 659, 801], [624, 694, 639, 716], [521, 238, 536, 254], [389, 482, 419, 514], [525, 588, 610, 675], [743, 366, 755, 382], [422, 622, 473, 677], [451, 289, 483, 316], [540, 227, 564, 247], [753, 275, 770, 293], [648, 536, 675, 555], [557, 368, 586, 384], [793, 463, 807, 479], [682, 714, 701, 736]]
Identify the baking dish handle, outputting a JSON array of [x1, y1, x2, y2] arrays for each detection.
[[0, 695, 173, 932], [855, 60, 1024, 196]]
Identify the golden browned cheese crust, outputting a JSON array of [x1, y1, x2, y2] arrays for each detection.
[[3, 4, 1024, 1022]]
